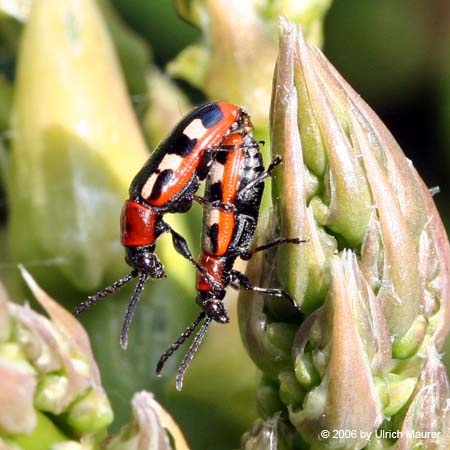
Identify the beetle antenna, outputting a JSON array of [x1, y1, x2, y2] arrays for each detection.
[[176, 316, 212, 391], [73, 270, 139, 317], [156, 311, 206, 376], [120, 272, 149, 349]]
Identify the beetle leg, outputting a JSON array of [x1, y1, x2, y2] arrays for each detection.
[[239, 237, 306, 260], [193, 195, 236, 212], [230, 270, 299, 309], [210, 141, 261, 152], [236, 156, 283, 200], [167, 224, 222, 291]]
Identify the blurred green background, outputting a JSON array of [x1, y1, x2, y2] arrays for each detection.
[[0, 0, 449, 449]]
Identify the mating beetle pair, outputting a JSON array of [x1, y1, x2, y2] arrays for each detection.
[[74, 102, 302, 389]]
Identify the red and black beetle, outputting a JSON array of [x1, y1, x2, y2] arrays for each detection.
[[74, 102, 252, 348], [155, 132, 303, 389]]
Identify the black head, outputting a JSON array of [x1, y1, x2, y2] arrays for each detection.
[[203, 299, 229, 324], [235, 109, 253, 136], [196, 288, 229, 324], [74, 247, 164, 351], [125, 245, 166, 278]]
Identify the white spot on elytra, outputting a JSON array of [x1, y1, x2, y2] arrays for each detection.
[[209, 161, 225, 185], [140, 154, 183, 198], [183, 118, 208, 139], [207, 210, 221, 227], [141, 173, 158, 199], [159, 153, 184, 171]]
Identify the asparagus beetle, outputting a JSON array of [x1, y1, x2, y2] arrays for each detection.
[[74, 102, 252, 348], [156, 132, 303, 389]]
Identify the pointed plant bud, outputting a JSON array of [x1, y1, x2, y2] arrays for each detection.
[[239, 18, 450, 449], [0, 345, 36, 435], [8, 0, 148, 291], [1, 0, 152, 100], [394, 345, 450, 450], [0, 271, 199, 448], [0, 270, 112, 447], [289, 253, 386, 447], [172, 0, 332, 131], [20, 267, 112, 431], [105, 391, 189, 450]]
